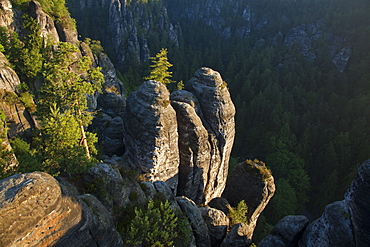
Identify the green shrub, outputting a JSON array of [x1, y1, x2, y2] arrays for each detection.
[[227, 200, 248, 226]]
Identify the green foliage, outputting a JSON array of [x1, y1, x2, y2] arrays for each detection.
[[227, 200, 248, 226], [84, 38, 104, 55], [36, 42, 104, 175], [124, 199, 179, 246], [244, 159, 272, 181], [9, 137, 42, 174], [144, 48, 174, 85]]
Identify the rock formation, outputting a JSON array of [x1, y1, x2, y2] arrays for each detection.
[[124, 68, 235, 204], [199, 206, 229, 246], [259, 215, 309, 247], [0, 52, 34, 137], [0, 172, 123, 247], [123, 80, 179, 191], [222, 160, 275, 241]]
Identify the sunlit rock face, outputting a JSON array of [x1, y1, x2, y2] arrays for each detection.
[[0, 172, 123, 247], [185, 67, 236, 204], [123, 80, 179, 192]]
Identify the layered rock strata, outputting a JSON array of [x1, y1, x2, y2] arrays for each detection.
[[0, 172, 122, 247], [124, 68, 235, 204], [123, 80, 179, 191]]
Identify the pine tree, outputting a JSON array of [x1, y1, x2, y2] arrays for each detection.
[[144, 48, 174, 84], [37, 42, 103, 174]]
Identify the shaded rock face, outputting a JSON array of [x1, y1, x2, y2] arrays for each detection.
[[199, 206, 229, 246], [283, 20, 350, 72], [123, 80, 179, 191], [345, 160, 370, 247], [222, 160, 275, 240], [0, 52, 34, 137], [92, 53, 126, 156], [259, 215, 309, 247], [0, 172, 122, 247], [299, 201, 354, 247], [176, 196, 211, 247], [221, 223, 252, 247], [184, 67, 236, 204]]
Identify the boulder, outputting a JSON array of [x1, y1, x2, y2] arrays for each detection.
[[176, 196, 211, 247], [185, 67, 236, 204], [0, 172, 122, 246], [221, 223, 251, 247], [123, 80, 179, 192], [299, 201, 354, 247], [222, 160, 275, 240], [259, 215, 309, 247], [199, 206, 229, 246]]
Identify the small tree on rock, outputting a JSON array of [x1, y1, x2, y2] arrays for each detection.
[[144, 48, 174, 85]]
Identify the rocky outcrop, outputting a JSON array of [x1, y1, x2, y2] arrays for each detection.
[[345, 160, 370, 247], [0, 52, 34, 137], [68, 0, 180, 64], [260, 160, 370, 246], [283, 20, 351, 72], [221, 223, 251, 247], [259, 215, 309, 247], [123, 80, 179, 191], [28, 1, 59, 44], [92, 53, 126, 156], [176, 196, 212, 247], [199, 206, 229, 246], [299, 201, 354, 247], [222, 160, 275, 240], [0, 172, 123, 247], [184, 67, 236, 204]]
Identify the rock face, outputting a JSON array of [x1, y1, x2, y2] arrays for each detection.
[[283, 20, 351, 72], [184, 67, 236, 204], [123, 80, 179, 191], [92, 53, 126, 156], [29, 0, 60, 44], [222, 160, 275, 240], [176, 196, 211, 247], [299, 201, 354, 247], [345, 160, 370, 247], [68, 0, 180, 64], [259, 215, 309, 247], [0, 172, 122, 247], [0, 52, 34, 137], [199, 206, 229, 246]]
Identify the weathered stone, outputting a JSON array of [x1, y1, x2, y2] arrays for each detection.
[[208, 197, 231, 215], [259, 215, 309, 247], [345, 160, 370, 247], [0, 172, 122, 247], [199, 206, 229, 246], [299, 201, 354, 247], [123, 80, 179, 192], [258, 235, 286, 247], [222, 160, 275, 240], [185, 67, 236, 204], [29, 1, 59, 44], [176, 196, 211, 247], [221, 223, 251, 247], [0, 52, 34, 137], [171, 90, 211, 204]]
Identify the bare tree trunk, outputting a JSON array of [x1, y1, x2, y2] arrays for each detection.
[[77, 108, 90, 159]]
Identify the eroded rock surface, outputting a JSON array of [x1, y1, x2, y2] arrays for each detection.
[[0, 172, 122, 247], [222, 160, 275, 240], [184, 67, 236, 204], [199, 206, 229, 246], [123, 80, 179, 191]]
